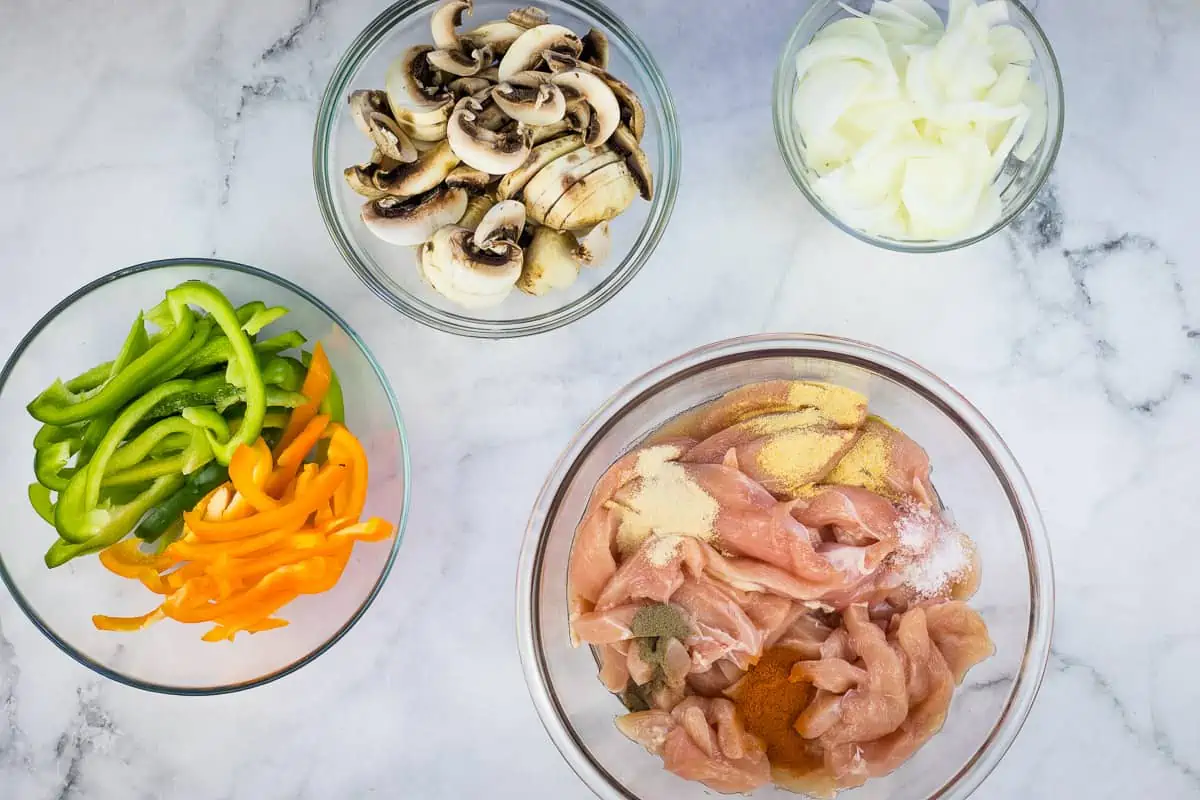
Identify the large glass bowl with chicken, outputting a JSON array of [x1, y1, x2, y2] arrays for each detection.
[[314, 0, 679, 337], [518, 335, 1053, 798]]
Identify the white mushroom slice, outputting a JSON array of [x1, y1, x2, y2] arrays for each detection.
[[491, 72, 567, 126], [473, 199, 526, 250], [580, 29, 609, 69], [360, 185, 468, 246], [508, 6, 549, 28], [431, 0, 472, 50], [464, 20, 525, 54], [563, 99, 591, 137], [523, 148, 623, 224], [477, 65, 500, 82], [447, 97, 532, 173], [550, 69, 620, 147], [367, 112, 419, 163], [517, 226, 580, 295], [411, 137, 442, 153], [445, 164, 493, 192], [391, 46, 449, 106], [398, 119, 449, 143], [372, 139, 460, 197], [348, 90, 391, 136], [458, 193, 497, 228], [529, 119, 572, 144], [423, 224, 522, 308], [544, 52, 645, 141], [546, 161, 638, 229], [608, 123, 653, 201], [344, 164, 387, 199], [573, 222, 611, 266], [498, 24, 582, 80], [447, 76, 493, 98], [497, 133, 585, 200], [427, 44, 494, 77]]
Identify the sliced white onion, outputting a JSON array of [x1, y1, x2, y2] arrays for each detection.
[[791, 0, 1047, 240]]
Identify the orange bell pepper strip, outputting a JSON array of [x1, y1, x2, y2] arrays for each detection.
[[183, 464, 347, 541], [274, 342, 332, 457], [167, 524, 298, 562], [93, 608, 165, 632], [202, 591, 298, 642], [265, 415, 330, 498], [228, 439, 279, 513], [162, 559, 325, 623], [326, 426, 368, 520], [328, 517, 394, 543], [99, 539, 174, 578]]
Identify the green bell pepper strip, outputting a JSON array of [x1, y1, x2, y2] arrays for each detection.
[[167, 282, 266, 463], [34, 440, 78, 491], [44, 473, 185, 568], [185, 330, 306, 375], [236, 301, 266, 325], [106, 417, 205, 474], [151, 519, 186, 554], [29, 484, 56, 525], [138, 317, 215, 389], [229, 409, 290, 434], [26, 304, 195, 426], [63, 362, 114, 393], [58, 313, 149, 395], [54, 380, 196, 543], [214, 387, 305, 415], [260, 356, 305, 393], [134, 461, 228, 542], [33, 421, 87, 451], [252, 330, 306, 355], [241, 306, 288, 336], [102, 457, 197, 487]]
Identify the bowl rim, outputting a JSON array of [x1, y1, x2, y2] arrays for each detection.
[[516, 332, 1055, 799], [312, 0, 682, 338], [770, 0, 1066, 253], [0, 257, 411, 696]]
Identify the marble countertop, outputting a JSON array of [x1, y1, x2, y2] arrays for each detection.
[[2, 0, 1198, 797]]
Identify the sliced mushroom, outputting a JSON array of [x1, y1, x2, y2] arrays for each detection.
[[445, 164, 493, 192], [544, 160, 638, 229], [391, 46, 448, 106], [496, 132, 585, 200], [348, 90, 392, 136], [563, 99, 591, 137], [344, 163, 387, 199], [431, 0, 472, 50], [544, 51, 645, 141], [473, 199, 526, 251], [360, 185, 469, 246], [372, 139, 461, 197], [491, 72, 566, 126], [573, 222, 611, 266], [523, 147, 622, 224], [478, 65, 501, 82], [507, 6, 549, 28], [464, 20, 525, 54], [529, 119, 573, 144], [366, 112, 419, 162], [427, 43, 494, 77], [550, 69, 619, 147], [447, 75, 493, 98], [580, 29, 609, 69], [498, 24, 582, 80], [517, 226, 580, 295], [410, 137, 442, 153], [458, 192, 497, 228], [447, 97, 532, 173], [422, 224, 522, 308], [608, 123, 653, 201], [474, 99, 511, 131]]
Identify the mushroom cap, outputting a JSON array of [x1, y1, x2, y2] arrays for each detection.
[[517, 225, 580, 295], [522, 147, 622, 222], [445, 164, 494, 192], [573, 222, 611, 267], [580, 29, 609, 69], [545, 160, 638, 230], [344, 163, 387, 199], [348, 90, 391, 136], [491, 72, 567, 126], [373, 139, 461, 197], [447, 75, 494, 98], [427, 43, 494, 77], [360, 185, 468, 246], [464, 20, 525, 54], [550, 68, 620, 147], [457, 192, 497, 229], [507, 6, 550, 29], [366, 112, 419, 163], [393, 45, 449, 106], [473, 199, 527, 250], [447, 97, 533, 174], [496, 132, 584, 200], [431, 0, 472, 50], [424, 224, 522, 305], [543, 51, 645, 141], [497, 24, 582, 80], [608, 123, 653, 201]]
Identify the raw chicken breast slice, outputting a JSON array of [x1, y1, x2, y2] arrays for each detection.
[[790, 486, 901, 566], [794, 605, 909, 744], [688, 380, 869, 439], [682, 408, 851, 464], [593, 534, 704, 610], [571, 604, 643, 644], [791, 659, 868, 694], [617, 699, 771, 793], [774, 611, 835, 658], [672, 574, 765, 672], [688, 659, 746, 696], [598, 642, 631, 692], [825, 418, 935, 505], [923, 601, 995, 683]]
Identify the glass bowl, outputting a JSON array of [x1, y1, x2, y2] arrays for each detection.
[[772, 0, 1064, 253], [0, 258, 409, 694], [517, 334, 1054, 799], [314, 0, 680, 338]]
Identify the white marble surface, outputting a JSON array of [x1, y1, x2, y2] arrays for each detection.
[[1, 0, 1198, 797]]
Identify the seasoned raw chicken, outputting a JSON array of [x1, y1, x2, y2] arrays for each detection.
[[825, 418, 935, 505]]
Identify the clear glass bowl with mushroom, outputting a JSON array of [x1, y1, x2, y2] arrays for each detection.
[[315, 0, 680, 337]]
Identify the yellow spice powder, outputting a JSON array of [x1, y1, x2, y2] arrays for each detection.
[[785, 381, 868, 427], [823, 416, 896, 497], [754, 427, 860, 495], [611, 446, 719, 559]]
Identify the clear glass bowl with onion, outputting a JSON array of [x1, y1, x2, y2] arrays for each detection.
[[773, 0, 1063, 253], [314, 0, 680, 338], [517, 334, 1054, 799]]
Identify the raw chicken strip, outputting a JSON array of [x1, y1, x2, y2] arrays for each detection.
[[923, 601, 995, 683], [685, 380, 869, 439], [673, 575, 765, 672], [790, 486, 901, 562], [572, 604, 643, 644], [792, 605, 909, 744], [825, 418, 935, 505], [688, 659, 746, 696], [599, 642, 630, 692], [774, 611, 835, 658], [631, 697, 772, 793]]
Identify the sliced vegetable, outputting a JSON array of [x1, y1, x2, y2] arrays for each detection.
[[134, 461, 229, 542]]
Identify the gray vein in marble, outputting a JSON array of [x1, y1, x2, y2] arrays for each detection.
[[261, 0, 330, 62], [0, 620, 30, 771], [51, 687, 118, 800], [1050, 647, 1200, 790]]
